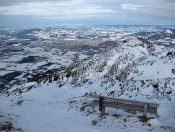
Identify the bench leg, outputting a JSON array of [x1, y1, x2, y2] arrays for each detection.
[[99, 96, 105, 115], [101, 106, 105, 115], [143, 104, 147, 117]]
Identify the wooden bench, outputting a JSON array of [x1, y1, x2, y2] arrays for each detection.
[[89, 95, 159, 117]]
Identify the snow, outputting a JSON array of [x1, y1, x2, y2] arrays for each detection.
[[1, 26, 175, 132], [107, 49, 118, 66], [33, 32, 51, 39], [1, 82, 175, 132], [79, 54, 88, 60], [165, 29, 174, 34], [135, 57, 175, 80], [149, 119, 161, 126], [0, 70, 13, 76], [0, 46, 76, 76], [13, 43, 21, 47], [0, 83, 91, 132], [8, 37, 17, 41], [127, 38, 142, 45]]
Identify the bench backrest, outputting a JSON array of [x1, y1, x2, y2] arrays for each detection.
[[89, 95, 159, 115]]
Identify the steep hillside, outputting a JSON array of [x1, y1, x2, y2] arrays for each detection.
[[22, 36, 175, 101]]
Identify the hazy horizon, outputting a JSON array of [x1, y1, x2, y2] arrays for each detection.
[[0, 0, 175, 27]]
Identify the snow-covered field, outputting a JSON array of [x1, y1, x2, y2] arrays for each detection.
[[0, 82, 175, 132], [0, 47, 75, 76]]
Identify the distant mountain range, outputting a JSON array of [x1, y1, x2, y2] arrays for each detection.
[[148, 29, 175, 40]]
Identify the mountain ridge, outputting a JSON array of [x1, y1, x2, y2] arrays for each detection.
[[13, 36, 174, 102]]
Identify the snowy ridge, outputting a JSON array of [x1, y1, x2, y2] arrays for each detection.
[[13, 36, 175, 100], [38, 37, 174, 100]]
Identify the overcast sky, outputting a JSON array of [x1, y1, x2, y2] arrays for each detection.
[[0, 0, 175, 27]]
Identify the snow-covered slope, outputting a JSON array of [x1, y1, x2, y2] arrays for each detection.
[[0, 36, 175, 132], [165, 29, 174, 35], [32, 36, 174, 101]]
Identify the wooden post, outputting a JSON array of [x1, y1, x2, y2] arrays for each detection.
[[143, 104, 147, 117], [99, 96, 105, 115], [102, 106, 105, 115]]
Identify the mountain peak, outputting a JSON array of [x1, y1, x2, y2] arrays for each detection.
[[165, 29, 174, 34]]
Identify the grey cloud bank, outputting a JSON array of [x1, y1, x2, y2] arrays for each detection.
[[0, 0, 174, 27]]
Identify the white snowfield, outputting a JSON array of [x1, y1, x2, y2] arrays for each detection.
[[0, 83, 175, 132], [0, 37, 175, 132], [165, 29, 174, 35], [0, 47, 74, 76]]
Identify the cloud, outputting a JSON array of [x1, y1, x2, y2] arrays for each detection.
[[121, 4, 142, 11], [0, 0, 70, 6], [0, 0, 116, 19], [0, 0, 174, 26]]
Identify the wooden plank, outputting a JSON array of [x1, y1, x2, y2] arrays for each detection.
[[89, 95, 159, 107], [92, 100, 157, 114], [90, 95, 159, 107]]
